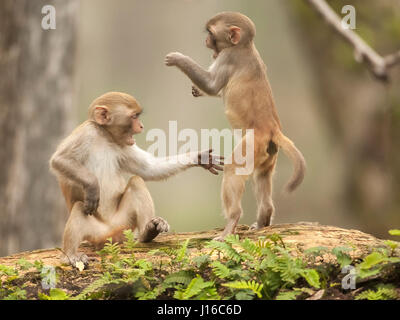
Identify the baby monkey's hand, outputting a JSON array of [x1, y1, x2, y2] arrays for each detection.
[[165, 52, 186, 67], [192, 85, 203, 97]]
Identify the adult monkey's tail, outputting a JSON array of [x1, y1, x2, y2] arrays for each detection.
[[273, 131, 306, 193]]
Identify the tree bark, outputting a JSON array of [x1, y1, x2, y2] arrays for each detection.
[[0, 0, 78, 255]]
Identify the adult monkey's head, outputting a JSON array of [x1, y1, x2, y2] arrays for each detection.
[[205, 12, 256, 58]]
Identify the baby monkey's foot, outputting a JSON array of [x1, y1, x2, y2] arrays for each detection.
[[61, 252, 89, 269], [213, 235, 225, 242], [140, 217, 170, 243], [249, 222, 259, 230], [250, 221, 271, 231]]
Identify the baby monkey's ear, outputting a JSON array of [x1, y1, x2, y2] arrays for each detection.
[[93, 106, 111, 125], [229, 26, 241, 45]]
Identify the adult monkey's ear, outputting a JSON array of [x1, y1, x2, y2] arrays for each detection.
[[229, 26, 241, 45], [93, 106, 111, 125]]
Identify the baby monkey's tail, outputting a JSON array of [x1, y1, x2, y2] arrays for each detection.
[[273, 131, 306, 193]]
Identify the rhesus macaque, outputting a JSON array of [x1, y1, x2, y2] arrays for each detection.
[[165, 12, 306, 240], [50, 92, 223, 266]]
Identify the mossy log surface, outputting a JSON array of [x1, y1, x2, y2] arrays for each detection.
[[0, 223, 397, 299], [0, 223, 391, 268]]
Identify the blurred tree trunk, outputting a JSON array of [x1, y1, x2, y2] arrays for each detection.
[[287, 0, 400, 237], [0, 0, 78, 256]]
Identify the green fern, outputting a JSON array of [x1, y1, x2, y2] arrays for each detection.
[[163, 270, 195, 286], [224, 234, 241, 246], [300, 269, 321, 288], [275, 289, 302, 300], [254, 237, 272, 250], [135, 284, 166, 300], [174, 275, 215, 300], [73, 272, 117, 300], [177, 239, 190, 262], [211, 261, 230, 279], [38, 288, 69, 300], [206, 240, 242, 263], [158, 247, 179, 257], [260, 269, 282, 295], [122, 229, 137, 250], [235, 291, 255, 300], [16, 258, 34, 271], [222, 280, 264, 298], [331, 247, 353, 268], [266, 233, 285, 247], [239, 238, 262, 258], [304, 246, 329, 257], [192, 255, 211, 269], [0, 264, 18, 277], [98, 238, 121, 263], [2, 287, 27, 300], [134, 259, 153, 272], [355, 284, 398, 300], [194, 286, 221, 300], [267, 253, 304, 284]]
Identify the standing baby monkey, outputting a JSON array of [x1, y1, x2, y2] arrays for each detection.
[[50, 92, 223, 266], [165, 12, 306, 240]]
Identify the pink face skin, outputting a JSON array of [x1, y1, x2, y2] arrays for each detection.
[[131, 113, 144, 134], [126, 111, 143, 145], [206, 31, 219, 59], [205, 34, 213, 48]]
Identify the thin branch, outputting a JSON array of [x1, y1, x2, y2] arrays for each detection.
[[306, 0, 400, 81], [385, 50, 400, 68]]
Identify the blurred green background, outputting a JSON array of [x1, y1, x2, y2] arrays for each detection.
[[1, 0, 399, 256]]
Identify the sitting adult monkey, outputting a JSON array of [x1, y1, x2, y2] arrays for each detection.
[[165, 12, 306, 240], [50, 92, 223, 266]]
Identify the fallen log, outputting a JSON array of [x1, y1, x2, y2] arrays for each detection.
[[0, 223, 399, 300]]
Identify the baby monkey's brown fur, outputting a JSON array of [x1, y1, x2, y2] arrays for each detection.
[[166, 12, 306, 239]]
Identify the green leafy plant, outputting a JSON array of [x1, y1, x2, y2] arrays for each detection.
[[389, 229, 400, 236], [356, 250, 400, 279], [222, 280, 263, 298], [1, 228, 399, 300], [174, 275, 217, 300], [98, 238, 121, 263], [123, 229, 138, 251], [331, 247, 353, 268], [39, 288, 70, 300], [275, 289, 302, 300], [355, 284, 398, 300]]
